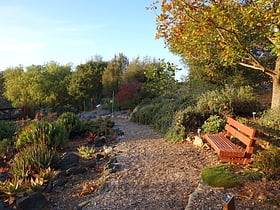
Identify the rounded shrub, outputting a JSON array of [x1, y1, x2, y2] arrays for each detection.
[[253, 146, 280, 179], [258, 107, 280, 130], [165, 106, 208, 142], [202, 115, 226, 133], [16, 121, 68, 148], [196, 85, 260, 117], [201, 163, 242, 188], [131, 103, 162, 125], [81, 116, 115, 136], [56, 112, 81, 138], [0, 121, 19, 139]]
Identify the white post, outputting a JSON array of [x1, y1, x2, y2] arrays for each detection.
[[111, 91, 114, 117]]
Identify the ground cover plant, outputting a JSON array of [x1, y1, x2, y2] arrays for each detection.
[[201, 163, 242, 188], [201, 115, 226, 133]]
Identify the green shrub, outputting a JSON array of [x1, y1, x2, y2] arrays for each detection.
[[258, 107, 280, 130], [253, 107, 280, 144], [165, 106, 208, 142], [96, 116, 115, 129], [56, 112, 81, 138], [131, 97, 182, 134], [0, 137, 16, 159], [202, 115, 226, 133], [201, 163, 242, 188], [253, 146, 280, 179], [241, 169, 263, 182], [153, 99, 178, 133], [131, 103, 162, 125], [55, 106, 77, 116], [196, 85, 259, 117], [10, 143, 59, 180], [0, 121, 19, 139], [16, 121, 68, 148], [164, 123, 186, 142], [81, 116, 114, 136]]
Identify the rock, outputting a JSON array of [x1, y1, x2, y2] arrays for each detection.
[[0, 201, 5, 210], [111, 128, 124, 136], [186, 137, 192, 143], [43, 181, 53, 193], [0, 171, 9, 182], [94, 136, 106, 147], [193, 136, 204, 147], [4, 207, 16, 210], [79, 110, 110, 119], [104, 146, 113, 154], [96, 153, 105, 160], [105, 162, 120, 173], [107, 157, 118, 164], [55, 152, 80, 170], [16, 192, 47, 210], [65, 166, 87, 176], [65, 201, 90, 210], [84, 160, 97, 168], [53, 178, 67, 187], [0, 159, 7, 168], [65, 204, 83, 210]]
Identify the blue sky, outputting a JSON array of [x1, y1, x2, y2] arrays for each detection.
[[0, 0, 187, 78]]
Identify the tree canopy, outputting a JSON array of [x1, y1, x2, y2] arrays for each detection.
[[3, 62, 72, 112], [102, 53, 129, 97], [155, 0, 280, 107], [67, 60, 107, 110]]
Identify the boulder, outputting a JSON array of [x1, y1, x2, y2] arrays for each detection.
[[16, 192, 47, 210], [55, 152, 80, 171], [94, 136, 106, 147], [65, 166, 87, 176], [193, 136, 204, 147]]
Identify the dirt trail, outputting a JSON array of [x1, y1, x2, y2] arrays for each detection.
[[84, 117, 218, 210]]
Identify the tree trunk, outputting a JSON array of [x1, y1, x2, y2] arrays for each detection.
[[271, 57, 280, 108], [271, 78, 280, 108]]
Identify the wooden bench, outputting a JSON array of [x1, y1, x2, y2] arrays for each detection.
[[204, 117, 256, 164]]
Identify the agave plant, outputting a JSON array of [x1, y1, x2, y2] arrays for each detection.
[[77, 146, 95, 160]]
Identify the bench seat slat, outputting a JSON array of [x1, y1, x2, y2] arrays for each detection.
[[204, 133, 245, 157]]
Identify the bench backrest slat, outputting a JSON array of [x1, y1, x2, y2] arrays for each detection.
[[225, 124, 255, 147], [227, 117, 256, 139], [225, 117, 256, 154]]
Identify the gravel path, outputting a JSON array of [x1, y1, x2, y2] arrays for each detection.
[[84, 117, 218, 210]]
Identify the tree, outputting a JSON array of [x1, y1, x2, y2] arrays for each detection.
[[122, 57, 147, 83], [102, 53, 129, 97], [155, 0, 280, 107], [115, 81, 142, 109], [3, 67, 31, 112], [143, 59, 178, 96], [41, 62, 72, 108], [3, 62, 72, 114], [0, 71, 12, 108], [68, 60, 107, 110]]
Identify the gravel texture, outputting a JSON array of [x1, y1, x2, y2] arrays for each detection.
[[83, 117, 218, 210], [46, 116, 280, 210]]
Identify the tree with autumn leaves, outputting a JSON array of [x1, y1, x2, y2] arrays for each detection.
[[155, 0, 280, 108]]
